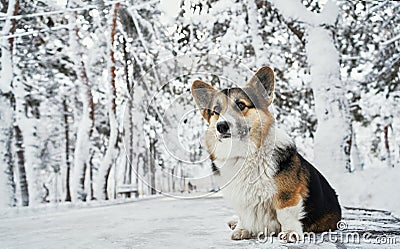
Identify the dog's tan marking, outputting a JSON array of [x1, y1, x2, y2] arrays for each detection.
[[305, 213, 341, 233], [245, 108, 274, 149], [273, 154, 309, 210]]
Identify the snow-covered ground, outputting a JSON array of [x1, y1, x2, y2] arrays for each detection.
[[330, 167, 400, 218], [1, 194, 399, 248]]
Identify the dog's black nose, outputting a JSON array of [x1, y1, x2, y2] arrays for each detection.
[[216, 121, 230, 134]]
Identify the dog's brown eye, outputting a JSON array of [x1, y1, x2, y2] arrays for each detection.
[[236, 101, 246, 111]]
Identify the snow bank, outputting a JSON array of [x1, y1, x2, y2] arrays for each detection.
[[330, 167, 400, 217]]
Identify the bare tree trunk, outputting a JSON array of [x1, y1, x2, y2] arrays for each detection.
[[171, 167, 175, 192], [89, 151, 95, 200], [65, 165, 71, 202], [63, 98, 71, 202], [384, 125, 393, 167], [136, 154, 142, 197], [97, 3, 120, 200], [149, 138, 157, 195], [14, 122, 29, 206], [182, 169, 186, 193]]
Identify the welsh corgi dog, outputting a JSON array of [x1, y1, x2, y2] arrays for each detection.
[[191, 66, 341, 241]]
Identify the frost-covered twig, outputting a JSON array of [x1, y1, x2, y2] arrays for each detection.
[[0, 25, 70, 40]]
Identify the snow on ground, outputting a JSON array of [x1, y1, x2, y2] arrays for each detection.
[[1, 194, 399, 248], [331, 166, 400, 218]]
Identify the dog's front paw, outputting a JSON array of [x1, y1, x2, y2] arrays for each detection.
[[278, 230, 302, 243], [231, 228, 251, 240], [227, 220, 238, 230]]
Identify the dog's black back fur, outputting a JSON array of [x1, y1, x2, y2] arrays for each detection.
[[299, 154, 341, 231]]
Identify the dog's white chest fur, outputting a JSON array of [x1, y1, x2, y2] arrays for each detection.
[[214, 153, 281, 234], [213, 128, 295, 235]]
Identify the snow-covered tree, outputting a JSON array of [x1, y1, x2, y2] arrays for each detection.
[[0, 0, 30, 206], [96, 2, 120, 200], [67, 1, 95, 202], [270, 0, 353, 173]]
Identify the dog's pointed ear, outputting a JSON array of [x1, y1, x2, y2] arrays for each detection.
[[246, 66, 275, 105], [191, 80, 217, 122]]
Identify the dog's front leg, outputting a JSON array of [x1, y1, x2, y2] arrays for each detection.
[[276, 200, 304, 242], [230, 220, 252, 240]]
